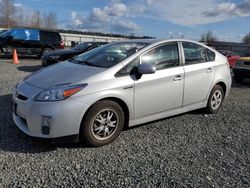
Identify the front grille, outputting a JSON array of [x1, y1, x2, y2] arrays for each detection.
[[16, 93, 28, 101]]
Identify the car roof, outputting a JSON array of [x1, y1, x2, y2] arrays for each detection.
[[115, 39, 208, 45]]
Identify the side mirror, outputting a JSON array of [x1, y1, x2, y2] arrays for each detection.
[[138, 63, 156, 74]]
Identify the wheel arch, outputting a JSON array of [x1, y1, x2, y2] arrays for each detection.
[[215, 81, 227, 96], [206, 81, 227, 102], [80, 97, 130, 132]]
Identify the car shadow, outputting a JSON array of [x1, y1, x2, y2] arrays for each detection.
[[17, 65, 43, 72], [0, 94, 82, 154]]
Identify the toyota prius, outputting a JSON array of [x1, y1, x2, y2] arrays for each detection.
[[12, 39, 232, 146]]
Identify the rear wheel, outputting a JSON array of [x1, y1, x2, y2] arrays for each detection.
[[41, 47, 52, 56], [80, 100, 124, 147], [205, 85, 224, 114], [234, 74, 244, 83]]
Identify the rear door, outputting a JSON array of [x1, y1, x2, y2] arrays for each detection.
[[182, 42, 215, 106], [134, 42, 184, 118]]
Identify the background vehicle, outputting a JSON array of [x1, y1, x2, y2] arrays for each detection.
[[218, 50, 240, 68], [233, 57, 250, 83], [0, 28, 64, 57], [12, 39, 231, 146], [41, 42, 107, 66]]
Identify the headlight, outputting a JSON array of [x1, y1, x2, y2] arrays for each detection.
[[49, 55, 60, 60], [34, 84, 87, 102]]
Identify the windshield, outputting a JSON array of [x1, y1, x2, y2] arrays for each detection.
[[72, 42, 93, 51], [0, 30, 10, 37], [218, 51, 228, 56], [71, 42, 149, 68]]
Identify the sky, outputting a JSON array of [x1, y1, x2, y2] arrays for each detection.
[[13, 0, 250, 42]]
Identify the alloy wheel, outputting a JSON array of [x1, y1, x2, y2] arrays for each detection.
[[91, 109, 119, 141], [211, 90, 222, 110]]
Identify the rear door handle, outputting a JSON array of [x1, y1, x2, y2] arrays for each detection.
[[173, 75, 182, 81], [206, 67, 213, 73]]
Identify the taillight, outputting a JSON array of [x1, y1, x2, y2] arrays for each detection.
[[60, 41, 65, 48]]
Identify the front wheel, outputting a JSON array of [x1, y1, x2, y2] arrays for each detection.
[[80, 100, 124, 147], [205, 85, 224, 114]]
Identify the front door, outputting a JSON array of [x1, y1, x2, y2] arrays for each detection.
[[134, 42, 184, 118]]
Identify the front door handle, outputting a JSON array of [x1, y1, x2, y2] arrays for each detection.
[[206, 67, 213, 73], [173, 75, 182, 81]]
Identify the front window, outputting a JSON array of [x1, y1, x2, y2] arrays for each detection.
[[141, 43, 179, 70], [71, 42, 149, 68]]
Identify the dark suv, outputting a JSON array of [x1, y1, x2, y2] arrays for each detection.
[[0, 28, 64, 57], [41, 42, 107, 66]]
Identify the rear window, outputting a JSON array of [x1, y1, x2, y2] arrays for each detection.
[[218, 51, 228, 56], [40, 31, 61, 42]]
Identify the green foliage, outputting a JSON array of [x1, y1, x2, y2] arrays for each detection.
[[200, 31, 218, 43], [242, 33, 250, 44]]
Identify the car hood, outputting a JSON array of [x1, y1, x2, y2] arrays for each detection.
[[24, 61, 105, 89], [45, 49, 77, 56]]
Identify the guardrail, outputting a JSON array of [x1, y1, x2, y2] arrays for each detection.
[[60, 33, 127, 47]]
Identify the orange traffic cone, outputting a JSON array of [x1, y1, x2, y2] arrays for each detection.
[[13, 49, 19, 64]]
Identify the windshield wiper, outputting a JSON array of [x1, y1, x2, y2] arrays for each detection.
[[69, 59, 103, 68], [69, 59, 90, 65]]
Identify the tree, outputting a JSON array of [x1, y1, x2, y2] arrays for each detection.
[[30, 10, 43, 28], [0, 0, 16, 27], [242, 33, 250, 44], [200, 31, 218, 43], [44, 12, 57, 29]]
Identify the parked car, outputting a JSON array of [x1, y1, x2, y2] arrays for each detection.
[[12, 39, 231, 146], [0, 28, 64, 57], [233, 57, 250, 83], [218, 50, 240, 68], [41, 42, 107, 66]]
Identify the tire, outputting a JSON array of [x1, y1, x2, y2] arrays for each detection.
[[80, 100, 124, 147], [234, 74, 244, 83], [205, 85, 225, 114], [42, 48, 52, 56]]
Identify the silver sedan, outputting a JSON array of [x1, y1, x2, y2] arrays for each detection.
[[12, 39, 232, 146]]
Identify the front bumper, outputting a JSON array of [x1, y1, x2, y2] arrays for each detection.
[[12, 82, 89, 139]]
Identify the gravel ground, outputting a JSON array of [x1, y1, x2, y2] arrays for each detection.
[[0, 59, 249, 188]]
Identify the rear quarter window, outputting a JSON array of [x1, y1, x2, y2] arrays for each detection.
[[206, 49, 215, 61], [40, 31, 61, 42], [183, 42, 215, 65]]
